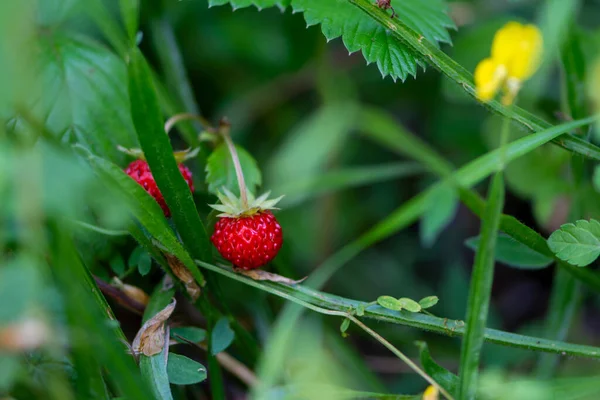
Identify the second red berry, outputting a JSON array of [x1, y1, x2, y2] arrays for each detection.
[[125, 159, 194, 217]]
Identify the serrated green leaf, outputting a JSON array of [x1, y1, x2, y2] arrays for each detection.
[[206, 143, 262, 196], [415, 341, 458, 395], [548, 219, 600, 267], [465, 234, 553, 270], [208, 0, 288, 9], [397, 297, 421, 312], [211, 317, 235, 355], [171, 327, 207, 344], [35, 33, 137, 164], [376, 295, 402, 311], [167, 353, 207, 385], [420, 183, 458, 247], [291, 0, 454, 81], [418, 296, 439, 309]]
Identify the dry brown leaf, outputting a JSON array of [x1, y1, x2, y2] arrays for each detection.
[[132, 299, 176, 356], [111, 277, 150, 306], [164, 254, 201, 301], [233, 267, 307, 285]]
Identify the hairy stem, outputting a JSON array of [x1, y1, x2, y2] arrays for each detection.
[[219, 119, 248, 208]]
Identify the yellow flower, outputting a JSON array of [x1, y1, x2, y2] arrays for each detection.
[[422, 385, 439, 400], [474, 21, 543, 105]]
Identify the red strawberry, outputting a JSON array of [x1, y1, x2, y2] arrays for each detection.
[[125, 159, 194, 217], [210, 189, 283, 270]]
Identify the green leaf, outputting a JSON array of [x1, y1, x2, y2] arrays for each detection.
[[415, 341, 458, 395], [459, 172, 505, 399], [206, 143, 262, 196], [397, 298, 421, 313], [340, 318, 350, 335], [127, 48, 212, 268], [593, 165, 600, 193], [376, 295, 402, 311], [465, 234, 554, 269], [171, 327, 207, 344], [79, 148, 202, 284], [109, 255, 126, 276], [119, 0, 139, 43], [211, 317, 235, 355], [138, 251, 152, 276], [140, 354, 173, 400], [35, 33, 137, 164], [267, 103, 357, 186], [548, 219, 600, 267], [208, 0, 287, 9], [167, 353, 207, 385], [418, 296, 439, 309], [291, 0, 454, 81], [420, 183, 458, 247], [128, 246, 144, 267], [139, 283, 176, 399]]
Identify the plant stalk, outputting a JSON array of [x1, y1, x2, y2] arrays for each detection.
[[219, 119, 249, 208]]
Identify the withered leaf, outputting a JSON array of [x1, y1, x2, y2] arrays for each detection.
[[233, 267, 307, 285], [164, 253, 201, 301], [132, 299, 176, 356]]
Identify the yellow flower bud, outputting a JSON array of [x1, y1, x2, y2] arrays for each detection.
[[422, 385, 439, 400]]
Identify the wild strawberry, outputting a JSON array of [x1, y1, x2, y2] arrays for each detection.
[[210, 189, 283, 270], [125, 159, 194, 217]]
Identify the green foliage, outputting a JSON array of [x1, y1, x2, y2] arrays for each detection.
[[167, 353, 207, 385], [420, 184, 459, 247], [6, 0, 600, 398], [548, 219, 600, 267], [418, 296, 439, 309], [206, 143, 262, 195], [36, 33, 137, 164], [465, 234, 553, 269], [416, 341, 458, 395], [459, 172, 505, 400], [211, 317, 235, 355], [171, 327, 207, 343], [292, 0, 454, 81]]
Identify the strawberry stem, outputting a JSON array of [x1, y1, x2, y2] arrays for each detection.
[[219, 118, 248, 208], [164, 113, 215, 134]]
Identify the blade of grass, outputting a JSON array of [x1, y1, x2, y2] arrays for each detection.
[[50, 223, 150, 399], [348, 0, 600, 161], [195, 261, 600, 359], [458, 172, 505, 399], [128, 48, 212, 265], [78, 147, 202, 282], [255, 113, 600, 390], [149, 17, 202, 148], [360, 107, 600, 292], [536, 26, 589, 377]]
